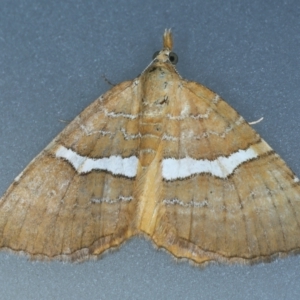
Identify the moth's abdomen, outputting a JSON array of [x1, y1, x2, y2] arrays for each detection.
[[138, 116, 164, 166]]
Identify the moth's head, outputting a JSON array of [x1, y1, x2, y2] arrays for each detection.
[[144, 29, 179, 75], [152, 29, 178, 65]]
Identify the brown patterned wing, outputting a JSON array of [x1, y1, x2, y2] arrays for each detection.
[[149, 80, 300, 265], [0, 80, 141, 261]]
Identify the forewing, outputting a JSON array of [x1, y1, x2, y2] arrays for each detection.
[[0, 80, 141, 261], [151, 80, 300, 264]]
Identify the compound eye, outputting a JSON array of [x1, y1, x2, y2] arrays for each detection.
[[169, 52, 178, 65], [152, 51, 160, 59]]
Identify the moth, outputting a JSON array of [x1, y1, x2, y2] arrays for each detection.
[[0, 29, 300, 265]]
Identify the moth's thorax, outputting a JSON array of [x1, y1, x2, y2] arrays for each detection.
[[141, 63, 177, 111], [138, 62, 179, 167]]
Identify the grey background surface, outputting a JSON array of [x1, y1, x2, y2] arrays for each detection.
[[0, 0, 300, 299]]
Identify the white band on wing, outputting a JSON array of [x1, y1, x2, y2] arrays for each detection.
[[162, 147, 258, 180], [55, 145, 138, 177]]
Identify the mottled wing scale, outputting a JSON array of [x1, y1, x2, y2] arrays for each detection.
[[0, 80, 141, 261], [1, 29, 300, 265]]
